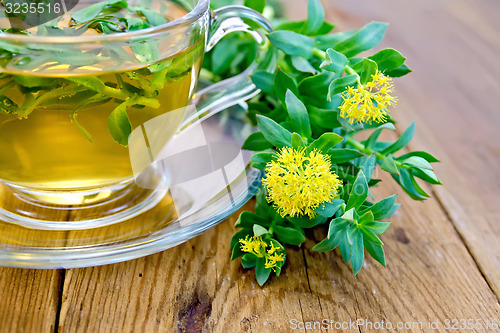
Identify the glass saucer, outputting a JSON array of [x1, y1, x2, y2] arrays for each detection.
[[0, 105, 262, 268]]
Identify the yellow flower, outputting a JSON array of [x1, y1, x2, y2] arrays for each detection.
[[263, 147, 343, 218], [265, 252, 285, 270], [239, 235, 267, 256], [339, 70, 397, 124], [239, 236, 286, 271]]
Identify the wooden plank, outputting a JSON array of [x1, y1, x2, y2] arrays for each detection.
[[57, 169, 500, 332], [315, 0, 500, 296], [0, 268, 61, 333], [0, 183, 69, 332], [56, 0, 500, 331]]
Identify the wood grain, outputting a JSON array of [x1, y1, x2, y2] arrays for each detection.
[[0, 268, 61, 333], [55, 153, 500, 333], [315, 0, 500, 297], [1, 0, 500, 332]]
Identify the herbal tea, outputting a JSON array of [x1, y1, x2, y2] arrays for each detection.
[[0, 0, 203, 190]]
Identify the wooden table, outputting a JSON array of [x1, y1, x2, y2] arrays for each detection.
[[1, 0, 500, 331]]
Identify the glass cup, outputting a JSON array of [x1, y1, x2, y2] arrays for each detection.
[[0, 0, 275, 230]]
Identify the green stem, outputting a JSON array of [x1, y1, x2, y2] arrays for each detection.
[[17, 86, 84, 118], [312, 47, 360, 83], [344, 65, 357, 76], [0, 80, 15, 95], [345, 136, 409, 169], [312, 47, 326, 59]]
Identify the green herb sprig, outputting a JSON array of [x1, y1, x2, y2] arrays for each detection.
[[0, 0, 200, 145], [204, 0, 442, 285]]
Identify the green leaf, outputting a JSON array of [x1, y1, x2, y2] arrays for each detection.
[[230, 228, 252, 250], [381, 121, 416, 155], [395, 168, 427, 200], [65, 76, 106, 92], [358, 58, 378, 84], [235, 211, 271, 228], [396, 151, 440, 163], [327, 148, 363, 164], [132, 40, 162, 64], [242, 132, 273, 151], [309, 107, 341, 131], [384, 64, 412, 77], [379, 203, 400, 220], [328, 218, 350, 237], [291, 56, 318, 74], [255, 187, 269, 213], [231, 242, 245, 260], [365, 123, 396, 149], [244, 0, 266, 13], [274, 68, 299, 105], [274, 225, 306, 245], [292, 132, 306, 149], [278, 20, 334, 36], [256, 257, 272, 286], [402, 156, 433, 170], [364, 221, 391, 235], [14, 75, 58, 88], [126, 18, 151, 31], [256, 115, 293, 148], [253, 224, 269, 236], [360, 227, 383, 245], [412, 168, 442, 185], [133, 7, 168, 26], [409, 171, 431, 198], [368, 48, 406, 73], [288, 215, 327, 229], [312, 231, 343, 252], [241, 253, 258, 268], [285, 90, 312, 138], [360, 154, 376, 181], [250, 152, 276, 170], [364, 240, 386, 266], [304, 0, 325, 35], [349, 228, 364, 275], [363, 195, 397, 220], [315, 29, 357, 50], [327, 74, 358, 101], [316, 199, 344, 218], [53, 51, 100, 67], [72, 0, 127, 24], [268, 31, 315, 58], [358, 211, 374, 226], [338, 231, 351, 264], [251, 71, 275, 94], [341, 208, 358, 222], [380, 155, 400, 175], [306, 132, 343, 154], [108, 102, 132, 146], [333, 21, 388, 58], [320, 48, 348, 74], [298, 72, 337, 107], [346, 171, 369, 210]]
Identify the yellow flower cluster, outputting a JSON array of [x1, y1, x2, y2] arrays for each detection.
[[239, 235, 285, 271], [339, 70, 397, 124], [263, 147, 342, 218]]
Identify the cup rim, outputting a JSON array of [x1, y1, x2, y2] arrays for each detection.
[[0, 0, 209, 44]]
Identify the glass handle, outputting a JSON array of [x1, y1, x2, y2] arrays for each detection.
[[180, 6, 277, 131]]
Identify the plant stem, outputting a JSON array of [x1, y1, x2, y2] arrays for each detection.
[[312, 47, 360, 83], [345, 136, 409, 169], [17, 86, 84, 118], [312, 47, 326, 59]]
